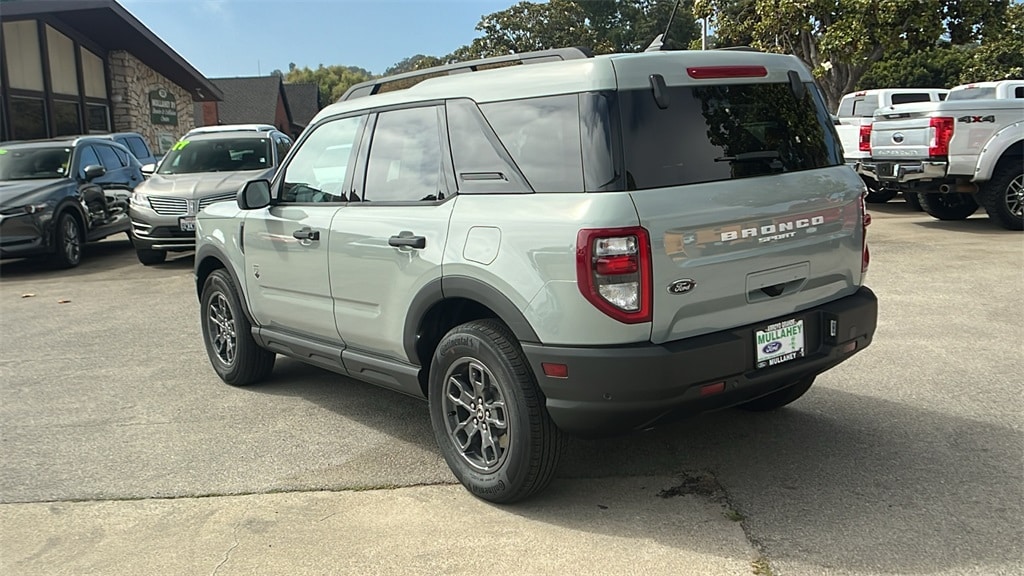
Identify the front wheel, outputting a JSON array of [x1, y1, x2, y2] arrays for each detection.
[[50, 212, 83, 268], [978, 167, 1023, 231], [136, 248, 166, 266], [200, 269, 275, 385], [920, 192, 978, 221], [738, 376, 815, 412], [429, 320, 563, 503]]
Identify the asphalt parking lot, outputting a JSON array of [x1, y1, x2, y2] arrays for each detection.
[[1, 201, 1022, 575]]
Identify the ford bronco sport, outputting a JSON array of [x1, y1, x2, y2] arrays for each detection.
[[194, 47, 877, 503]]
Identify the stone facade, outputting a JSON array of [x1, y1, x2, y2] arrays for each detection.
[[108, 50, 195, 154]]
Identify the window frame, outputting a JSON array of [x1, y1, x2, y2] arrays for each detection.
[[272, 113, 370, 206]]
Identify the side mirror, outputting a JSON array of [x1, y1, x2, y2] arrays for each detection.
[[141, 163, 156, 175], [238, 179, 272, 210], [83, 164, 106, 181]]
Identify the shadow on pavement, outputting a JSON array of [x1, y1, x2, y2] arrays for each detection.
[[0, 239, 194, 281], [912, 217, 1010, 235], [250, 362, 1022, 574]]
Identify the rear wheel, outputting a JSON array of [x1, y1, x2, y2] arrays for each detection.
[[903, 191, 923, 211], [50, 212, 83, 268], [136, 248, 166, 266], [429, 319, 562, 503], [920, 192, 978, 221], [978, 166, 1023, 231], [863, 178, 897, 203], [738, 376, 815, 412], [200, 269, 275, 385]]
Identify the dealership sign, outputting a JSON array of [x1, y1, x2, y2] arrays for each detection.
[[149, 88, 177, 125]]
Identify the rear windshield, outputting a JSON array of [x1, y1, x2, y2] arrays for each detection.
[[0, 146, 72, 180], [157, 138, 271, 175], [947, 87, 997, 101], [890, 93, 935, 105], [618, 82, 841, 190]]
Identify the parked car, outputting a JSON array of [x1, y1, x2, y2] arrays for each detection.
[[194, 46, 877, 503], [834, 88, 949, 204], [91, 132, 161, 167], [0, 136, 141, 267], [182, 124, 278, 139], [861, 81, 1024, 229], [129, 128, 292, 265]]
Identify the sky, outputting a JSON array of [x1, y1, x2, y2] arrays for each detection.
[[118, 0, 518, 78]]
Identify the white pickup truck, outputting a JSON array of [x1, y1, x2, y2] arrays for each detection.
[[834, 88, 948, 203], [860, 80, 1024, 230]]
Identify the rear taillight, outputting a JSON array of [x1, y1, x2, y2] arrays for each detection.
[[928, 117, 954, 157], [859, 195, 871, 275], [576, 227, 652, 324], [858, 124, 872, 152]]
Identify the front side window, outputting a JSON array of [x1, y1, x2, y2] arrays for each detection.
[[619, 82, 841, 190], [362, 106, 444, 202], [157, 138, 271, 175], [76, 145, 101, 175], [126, 137, 150, 160], [0, 146, 71, 180], [95, 143, 124, 169], [280, 115, 364, 203]]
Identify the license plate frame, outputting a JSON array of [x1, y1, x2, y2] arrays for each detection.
[[179, 216, 196, 232], [755, 318, 805, 369]]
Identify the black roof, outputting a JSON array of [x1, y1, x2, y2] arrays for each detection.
[[283, 83, 321, 128], [0, 0, 222, 101], [210, 76, 291, 126]]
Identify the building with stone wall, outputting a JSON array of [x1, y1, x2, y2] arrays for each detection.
[[1, 0, 221, 154]]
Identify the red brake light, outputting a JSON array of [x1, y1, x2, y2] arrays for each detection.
[[686, 66, 768, 79], [928, 117, 954, 157], [858, 124, 872, 153], [576, 227, 652, 324], [859, 195, 870, 275]]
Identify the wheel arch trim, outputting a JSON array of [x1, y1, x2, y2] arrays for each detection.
[[194, 243, 257, 326]]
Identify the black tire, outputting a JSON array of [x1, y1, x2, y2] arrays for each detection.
[[50, 211, 83, 268], [978, 165, 1023, 231], [428, 319, 563, 503], [136, 248, 167, 266], [865, 189, 898, 203], [920, 192, 979, 221], [904, 191, 923, 211], [738, 376, 816, 412], [200, 269, 275, 385]]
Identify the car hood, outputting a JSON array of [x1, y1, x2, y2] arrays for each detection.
[[0, 179, 68, 210], [137, 170, 271, 198]]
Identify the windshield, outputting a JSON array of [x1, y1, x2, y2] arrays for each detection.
[[618, 82, 842, 190], [947, 87, 997, 101], [157, 138, 271, 175], [0, 147, 72, 181]]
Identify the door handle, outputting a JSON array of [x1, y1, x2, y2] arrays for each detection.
[[292, 227, 320, 241], [388, 231, 426, 249]]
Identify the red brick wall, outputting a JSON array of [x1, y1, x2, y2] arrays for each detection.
[[202, 101, 219, 126]]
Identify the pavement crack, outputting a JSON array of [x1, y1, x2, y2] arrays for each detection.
[[212, 519, 243, 576]]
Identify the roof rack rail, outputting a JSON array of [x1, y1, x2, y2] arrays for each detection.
[[715, 46, 763, 52], [338, 47, 594, 102]]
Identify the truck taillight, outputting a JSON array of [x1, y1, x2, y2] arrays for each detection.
[[858, 124, 872, 152], [928, 117, 954, 157], [576, 227, 652, 324]]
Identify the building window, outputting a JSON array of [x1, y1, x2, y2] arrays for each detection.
[[53, 100, 81, 136], [81, 47, 107, 99], [86, 104, 109, 132], [9, 96, 47, 140], [46, 25, 79, 96], [3, 21, 45, 91]]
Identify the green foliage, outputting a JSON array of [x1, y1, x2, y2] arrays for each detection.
[[283, 62, 374, 104], [959, 2, 1024, 82], [384, 55, 446, 76], [857, 44, 973, 90]]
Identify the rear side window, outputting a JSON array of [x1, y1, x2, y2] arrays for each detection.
[[1015, 87, 1023, 99], [618, 82, 841, 190], [480, 94, 584, 192], [111, 145, 131, 166], [890, 93, 933, 105], [363, 106, 444, 202], [851, 96, 879, 117], [125, 137, 150, 159]]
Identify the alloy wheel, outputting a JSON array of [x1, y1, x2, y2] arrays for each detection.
[[1005, 174, 1023, 218], [63, 217, 81, 264], [207, 292, 237, 365], [442, 358, 510, 472]]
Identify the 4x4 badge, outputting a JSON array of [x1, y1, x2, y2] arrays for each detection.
[[668, 279, 696, 294]]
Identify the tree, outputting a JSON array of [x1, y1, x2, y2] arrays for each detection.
[[958, 1, 1024, 82], [695, 0, 1008, 111], [283, 63, 374, 104], [446, 0, 699, 62], [384, 54, 445, 76], [857, 45, 973, 90]]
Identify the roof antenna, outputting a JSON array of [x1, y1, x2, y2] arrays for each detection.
[[645, 0, 682, 52]]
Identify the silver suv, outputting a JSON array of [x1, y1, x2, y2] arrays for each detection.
[[129, 128, 292, 265], [194, 47, 878, 503]]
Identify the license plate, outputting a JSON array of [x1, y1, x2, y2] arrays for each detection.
[[179, 216, 196, 232], [755, 318, 805, 369]]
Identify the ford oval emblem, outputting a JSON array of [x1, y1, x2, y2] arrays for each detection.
[[667, 278, 696, 294], [892, 132, 905, 144], [762, 341, 783, 354]]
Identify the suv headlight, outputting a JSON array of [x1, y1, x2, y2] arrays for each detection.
[[130, 191, 150, 208]]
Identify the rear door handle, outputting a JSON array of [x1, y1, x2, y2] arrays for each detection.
[[292, 227, 320, 241], [388, 231, 426, 249]]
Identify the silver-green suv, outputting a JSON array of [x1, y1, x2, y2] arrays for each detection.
[[194, 47, 878, 503]]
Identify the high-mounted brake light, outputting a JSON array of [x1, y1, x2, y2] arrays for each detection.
[[686, 66, 768, 79], [576, 227, 652, 324], [928, 117, 954, 158], [858, 124, 872, 153]]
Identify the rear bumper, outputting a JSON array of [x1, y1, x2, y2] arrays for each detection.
[[522, 287, 878, 437], [858, 160, 947, 183]]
